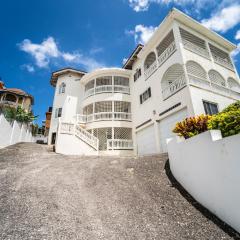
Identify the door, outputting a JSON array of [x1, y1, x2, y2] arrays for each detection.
[[136, 124, 157, 156], [51, 132, 56, 145], [159, 108, 187, 152]]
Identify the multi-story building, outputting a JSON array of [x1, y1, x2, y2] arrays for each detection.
[[48, 8, 240, 156], [0, 81, 34, 112], [44, 107, 52, 138]]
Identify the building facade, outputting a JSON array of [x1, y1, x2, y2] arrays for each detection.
[[48, 8, 240, 156]]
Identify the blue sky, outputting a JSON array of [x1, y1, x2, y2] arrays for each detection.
[[0, 0, 240, 125]]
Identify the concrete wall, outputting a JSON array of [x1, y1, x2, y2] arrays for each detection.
[[167, 131, 240, 233], [0, 114, 34, 148]]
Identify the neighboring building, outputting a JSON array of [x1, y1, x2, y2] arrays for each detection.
[[44, 107, 52, 137], [0, 81, 34, 112], [48, 8, 240, 156]]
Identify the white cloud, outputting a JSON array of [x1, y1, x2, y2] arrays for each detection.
[[21, 64, 35, 73], [127, 24, 157, 44], [235, 30, 240, 40], [18, 37, 105, 71], [122, 58, 128, 65], [128, 0, 152, 12], [231, 43, 240, 58], [201, 4, 240, 33]]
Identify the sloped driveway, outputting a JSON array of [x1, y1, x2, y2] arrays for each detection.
[[0, 143, 239, 240]]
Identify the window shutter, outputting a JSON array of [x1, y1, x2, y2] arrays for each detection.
[[140, 95, 143, 104], [148, 88, 151, 97]]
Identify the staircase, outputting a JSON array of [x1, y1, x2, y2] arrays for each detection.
[[58, 121, 99, 151]]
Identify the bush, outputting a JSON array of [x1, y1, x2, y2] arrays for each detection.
[[208, 110, 240, 137], [173, 114, 211, 139], [3, 107, 16, 122]]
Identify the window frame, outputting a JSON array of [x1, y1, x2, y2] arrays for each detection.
[[203, 100, 219, 115], [140, 87, 151, 104]]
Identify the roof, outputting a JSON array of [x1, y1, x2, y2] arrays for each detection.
[[50, 67, 87, 86], [0, 88, 34, 104], [123, 44, 144, 70]]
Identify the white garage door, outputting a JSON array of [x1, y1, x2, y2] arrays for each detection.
[[136, 124, 157, 156], [159, 108, 187, 152]]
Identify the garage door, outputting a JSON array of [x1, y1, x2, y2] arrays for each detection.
[[136, 124, 157, 156], [159, 108, 187, 152]]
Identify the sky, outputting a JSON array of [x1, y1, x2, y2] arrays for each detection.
[[0, 0, 240, 125]]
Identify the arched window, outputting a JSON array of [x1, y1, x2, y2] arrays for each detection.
[[5, 94, 17, 102], [144, 52, 156, 70], [161, 64, 186, 99], [59, 82, 66, 94], [186, 61, 207, 81], [208, 70, 226, 87], [228, 77, 240, 92]]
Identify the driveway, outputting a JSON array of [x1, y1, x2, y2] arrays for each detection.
[[0, 143, 239, 240]]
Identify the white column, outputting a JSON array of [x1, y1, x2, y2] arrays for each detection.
[[153, 112, 161, 153]]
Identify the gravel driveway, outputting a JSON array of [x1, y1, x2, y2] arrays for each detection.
[[0, 143, 239, 240]]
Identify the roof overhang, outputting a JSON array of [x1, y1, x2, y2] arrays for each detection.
[[50, 67, 87, 86], [123, 44, 144, 70]]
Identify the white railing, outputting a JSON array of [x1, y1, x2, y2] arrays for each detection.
[[0, 100, 18, 107], [182, 39, 210, 58], [107, 139, 133, 150], [59, 121, 99, 150], [188, 74, 211, 89], [84, 85, 130, 98], [76, 112, 132, 123], [162, 75, 187, 100], [212, 54, 234, 70], [158, 41, 176, 66], [144, 60, 158, 79]]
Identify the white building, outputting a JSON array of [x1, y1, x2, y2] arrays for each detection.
[[48, 8, 240, 156]]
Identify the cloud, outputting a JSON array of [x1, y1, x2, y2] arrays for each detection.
[[231, 43, 240, 59], [18, 37, 105, 71], [127, 24, 157, 44], [122, 58, 128, 65], [201, 4, 240, 33], [235, 30, 240, 40], [21, 64, 35, 73]]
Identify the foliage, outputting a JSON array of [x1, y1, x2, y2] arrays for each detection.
[[173, 114, 211, 139], [1, 106, 37, 123], [31, 124, 39, 136], [208, 110, 240, 137], [221, 100, 240, 113]]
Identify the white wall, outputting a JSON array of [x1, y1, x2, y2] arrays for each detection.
[[0, 114, 34, 148], [168, 131, 240, 233]]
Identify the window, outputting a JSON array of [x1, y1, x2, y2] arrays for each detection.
[[59, 83, 66, 94], [55, 108, 62, 118], [140, 87, 151, 104], [203, 101, 219, 115], [134, 68, 141, 82]]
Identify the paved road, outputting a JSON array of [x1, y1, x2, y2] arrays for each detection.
[[0, 143, 239, 240]]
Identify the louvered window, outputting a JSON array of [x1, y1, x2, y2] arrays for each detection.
[[85, 80, 95, 91], [157, 30, 175, 56], [180, 28, 209, 58], [114, 76, 129, 86], [134, 68, 141, 81], [144, 52, 156, 70], [83, 104, 93, 115], [140, 87, 151, 104], [96, 76, 112, 86], [114, 101, 131, 113], [208, 70, 226, 87], [95, 101, 112, 113], [209, 44, 233, 70], [186, 61, 207, 81]]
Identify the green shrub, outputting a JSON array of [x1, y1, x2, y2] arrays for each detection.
[[208, 110, 240, 137], [3, 107, 16, 122], [221, 100, 240, 113], [173, 114, 211, 139]]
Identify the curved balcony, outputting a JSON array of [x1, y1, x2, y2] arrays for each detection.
[[76, 112, 132, 123], [85, 85, 130, 98]]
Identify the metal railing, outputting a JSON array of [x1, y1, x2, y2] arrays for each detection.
[[144, 61, 158, 79], [162, 75, 187, 100], [107, 139, 133, 150], [84, 85, 130, 98], [59, 121, 99, 150], [158, 41, 176, 66], [76, 112, 132, 123]]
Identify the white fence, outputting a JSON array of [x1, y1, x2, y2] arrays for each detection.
[[167, 130, 240, 233], [0, 114, 35, 148]]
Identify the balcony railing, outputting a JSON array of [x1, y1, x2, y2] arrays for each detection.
[[212, 54, 234, 70], [85, 85, 130, 98], [158, 41, 176, 66], [144, 61, 158, 79], [0, 100, 18, 107], [188, 74, 211, 88], [182, 39, 210, 59], [107, 139, 133, 150], [76, 112, 132, 123], [162, 75, 187, 100]]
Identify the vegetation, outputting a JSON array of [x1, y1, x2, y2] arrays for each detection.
[[173, 101, 240, 139], [31, 124, 39, 136], [173, 115, 211, 139]]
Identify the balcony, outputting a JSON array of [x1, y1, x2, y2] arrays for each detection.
[[0, 100, 18, 107], [144, 61, 158, 79], [85, 85, 130, 98], [76, 112, 132, 123], [211, 54, 234, 71], [107, 139, 133, 150], [158, 41, 176, 66]]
